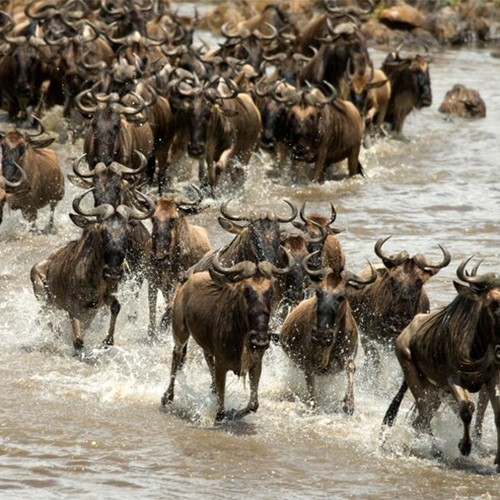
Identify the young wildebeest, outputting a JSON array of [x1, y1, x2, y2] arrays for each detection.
[[281, 252, 377, 411], [292, 201, 346, 277], [163, 250, 294, 422], [383, 258, 500, 472], [146, 186, 212, 337], [0, 117, 64, 232], [31, 189, 155, 354], [382, 47, 432, 135], [348, 236, 450, 367]]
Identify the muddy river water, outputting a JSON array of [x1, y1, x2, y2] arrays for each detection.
[[0, 43, 499, 499]]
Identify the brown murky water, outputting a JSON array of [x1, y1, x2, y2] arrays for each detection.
[[0, 43, 499, 498]]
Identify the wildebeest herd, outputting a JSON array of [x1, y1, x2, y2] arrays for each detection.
[[0, 0, 498, 474]]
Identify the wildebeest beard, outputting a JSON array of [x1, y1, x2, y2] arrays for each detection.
[[91, 108, 121, 166]]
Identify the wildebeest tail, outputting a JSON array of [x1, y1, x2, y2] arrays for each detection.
[[382, 379, 408, 427]]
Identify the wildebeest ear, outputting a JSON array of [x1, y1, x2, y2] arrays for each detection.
[[218, 216, 245, 234], [291, 221, 305, 230], [453, 281, 480, 300], [220, 107, 238, 118], [69, 213, 93, 229], [29, 137, 55, 149], [208, 267, 228, 288], [328, 227, 345, 235]]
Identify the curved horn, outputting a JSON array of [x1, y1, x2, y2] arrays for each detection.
[[116, 190, 155, 220], [308, 81, 337, 107], [25, 0, 57, 20], [111, 92, 146, 115], [109, 151, 148, 177], [176, 183, 202, 207], [212, 251, 257, 279], [75, 89, 98, 114], [72, 188, 114, 219], [375, 236, 409, 268], [105, 21, 128, 46], [72, 153, 95, 178], [414, 245, 451, 273], [303, 221, 327, 244], [456, 256, 500, 290], [145, 25, 168, 47], [259, 247, 295, 277], [342, 261, 377, 286], [253, 22, 278, 41], [275, 199, 298, 223], [220, 198, 250, 222], [221, 22, 246, 40], [26, 116, 45, 139], [302, 251, 333, 279], [1, 161, 27, 189]]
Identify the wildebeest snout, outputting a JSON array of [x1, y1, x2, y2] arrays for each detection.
[[249, 330, 270, 350], [311, 326, 333, 346]]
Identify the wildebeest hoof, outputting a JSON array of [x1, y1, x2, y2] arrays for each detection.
[[161, 391, 173, 406], [458, 438, 472, 456], [102, 337, 114, 348], [215, 410, 226, 423], [42, 225, 57, 235], [73, 339, 84, 351]]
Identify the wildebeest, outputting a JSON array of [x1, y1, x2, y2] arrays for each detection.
[[146, 186, 211, 337], [163, 249, 294, 422], [345, 62, 391, 134], [383, 257, 500, 472], [281, 252, 377, 410], [292, 201, 346, 277], [190, 198, 298, 273], [277, 83, 364, 180], [382, 47, 432, 135], [438, 84, 486, 118], [31, 188, 155, 354], [348, 236, 450, 366], [0, 117, 64, 231], [168, 75, 261, 195]]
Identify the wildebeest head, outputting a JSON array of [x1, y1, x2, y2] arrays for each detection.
[[369, 236, 450, 333], [167, 75, 240, 159], [218, 198, 298, 266], [75, 88, 150, 166], [150, 185, 204, 261], [210, 247, 294, 354], [70, 187, 154, 282], [454, 257, 500, 358], [0, 117, 54, 184], [303, 251, 376, 368], [70, 151, 147, 207], [278, 84, 337, 163], [383, 49, 432, 109]]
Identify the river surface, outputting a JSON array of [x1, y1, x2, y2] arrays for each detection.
[[0, 42, 499, 499]]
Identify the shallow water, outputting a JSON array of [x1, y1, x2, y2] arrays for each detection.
[[0, 46, 499, 499]]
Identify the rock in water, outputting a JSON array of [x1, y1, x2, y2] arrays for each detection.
[[438, 84, 486, 118]]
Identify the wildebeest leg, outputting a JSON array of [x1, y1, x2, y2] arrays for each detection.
[[198, 159, 209, 193], [362, 338, 381, 375], [214, 148, 234, 193], [229, 361, 263, 421], [33, 80, 50, 119], [347, 146, 364, 177], [71, 317, 84, 353], [102, 295, 121, 347], [146, 155, 156, 185], [398, 354, 432, 433], [311, 150, 326, 183], [22, 209, 38, 232], [203, 350, 216, 394], [148, 280, 158, 338], [156, 149, 171, 195], [159, 288, 172, 332], [473, 386, 489, 442], [448, 375, 475, 456], [42, 201, 57, 234], [162, 341, 188, 406], [214, 361, 227, 422], [305, 369, 317, 407], [485, 372, 500, 472], [342, 357, 356, 415]]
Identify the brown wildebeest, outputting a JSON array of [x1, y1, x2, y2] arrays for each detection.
[[382, 47, 432, 135], [0, 117, 64, 232], [146, 186, 212, 337], [281, 252, 377, 410], [383, 257, 500, 472], [30, 188, 155, 355], [169, 75, 261, 196], [69, 152, 151, 293], [345, 61, 391, 134], [348, 236, 451, 367], [438, 84, 486, 118], [162, 249, 294, 422], [277, 83, 363, 181], [292, 201, 346, 277]]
